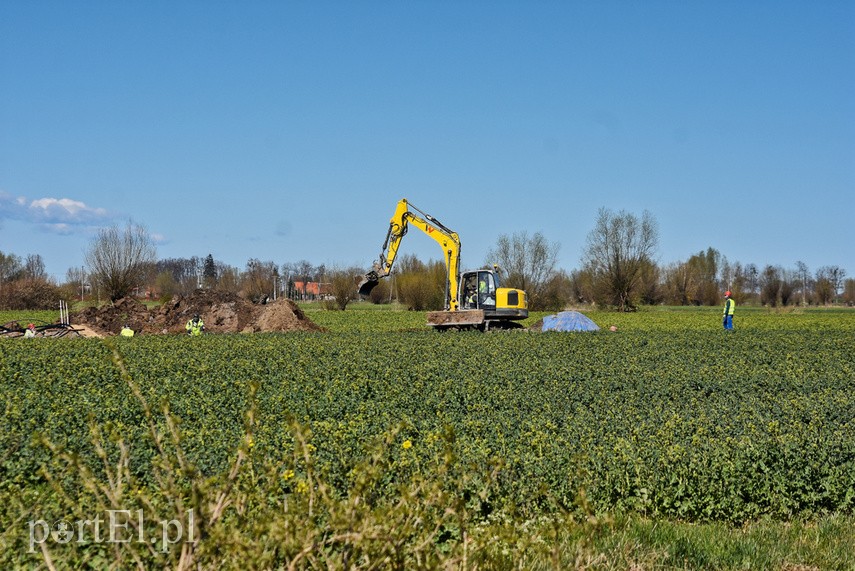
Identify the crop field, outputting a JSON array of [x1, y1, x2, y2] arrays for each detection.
[[1, 306, 854, 569]]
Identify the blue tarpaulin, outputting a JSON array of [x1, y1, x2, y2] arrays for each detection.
[[541, 311, 600, 332]]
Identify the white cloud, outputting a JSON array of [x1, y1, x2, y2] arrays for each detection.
[[28, 197, 109, 223], [0, 191, 112, 232]]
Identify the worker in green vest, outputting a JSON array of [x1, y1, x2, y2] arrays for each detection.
[[723, 291, 736, 331]]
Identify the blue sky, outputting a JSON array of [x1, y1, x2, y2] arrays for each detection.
[[2, 1, 853, 281]]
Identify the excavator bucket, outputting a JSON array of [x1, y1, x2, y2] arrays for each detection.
[[426, 310, 485, 329], [357, 273, 380, 297]]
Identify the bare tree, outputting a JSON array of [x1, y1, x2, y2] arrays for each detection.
[[243, 259, 277, 303], [569, 268, 593, 304], [664, 249, 721, 306], [581, 207, 658, 311], [486, 230, 560, 310], [538, 270, 574, 311], [828, 266, 846, 304], [325, 267, 362, 310], [156, 257, 202, 295], [217, 265, 241, 294], [663, 261, 697, 305], [85, 221, 157, 302], [280, 262, 297, 299], [816, 266, 846, 305], [742, 263, 760, 301], [779, 268, 795, 306], [795, 260, 810, 306], [24, 254, 47, 280], [843, 278, 855, 306], [759, 265, 782, 307], [727, 261, 744, 302], [814, 272, 835, 305], [295, 260, 315, 300], [638, 257, 663, 305], [0, 250, 23, 284], [687, 248, 721, 306], [154, 271, 179, 302]]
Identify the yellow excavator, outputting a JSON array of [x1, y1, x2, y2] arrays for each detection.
[[357, 199, 528, 330]]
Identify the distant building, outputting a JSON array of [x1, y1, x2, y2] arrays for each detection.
[[291, 281, 332, 300]]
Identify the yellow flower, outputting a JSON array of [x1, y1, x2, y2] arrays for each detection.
[[402, 439, 412, 450], [296, 480, 309, 494], [282, 469, 295, 481]]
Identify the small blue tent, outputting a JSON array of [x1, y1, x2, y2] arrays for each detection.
[[541, 311, 600, 332]]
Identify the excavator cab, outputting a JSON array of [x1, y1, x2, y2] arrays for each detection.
[[424, 267, 528, 330], [461, 270, 497, 310], [459, 269, 528, 326]]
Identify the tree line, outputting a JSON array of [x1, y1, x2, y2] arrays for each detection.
[[1, 214, 852, 311], [497, 208, 850, 310]]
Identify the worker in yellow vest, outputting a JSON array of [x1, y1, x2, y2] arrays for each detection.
[[120, 324, 135, 337], [723, 291, 736, 331], [186, 314, 205, 336]]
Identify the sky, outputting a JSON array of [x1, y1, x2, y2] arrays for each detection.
[[2, 1, 853, 282]]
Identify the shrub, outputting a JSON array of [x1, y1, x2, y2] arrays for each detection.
[[324, 268, 360, 310], [0, 278, 70, 310]]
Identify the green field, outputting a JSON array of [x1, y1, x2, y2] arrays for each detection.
[[1, 305, 854, 569]]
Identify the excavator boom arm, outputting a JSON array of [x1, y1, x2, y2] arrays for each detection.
[[358, 199, 462, 311]]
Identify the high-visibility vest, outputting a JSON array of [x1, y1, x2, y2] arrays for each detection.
[[186, 319, 204, 335], [723, 298, 736, 316]]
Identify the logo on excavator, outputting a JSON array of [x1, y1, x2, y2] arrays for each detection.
[[426, 226, 435, 234]]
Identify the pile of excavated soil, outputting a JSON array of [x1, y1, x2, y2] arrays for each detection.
[[73, 290, 324, 336]]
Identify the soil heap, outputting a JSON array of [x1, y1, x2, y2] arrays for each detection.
[[73, 290, 324, 336]]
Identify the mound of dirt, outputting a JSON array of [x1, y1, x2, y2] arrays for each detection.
[[73, 290, 324, 336], [74, 297, 151, 336]]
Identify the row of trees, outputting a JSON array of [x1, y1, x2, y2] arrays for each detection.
[[382, 208, 852, 311], [0, 251, 61, 310], [476, 210, 851, 311], [1, 214, 853, 311], [0, 222, 366, 311], [0, 251, 48, 282]]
